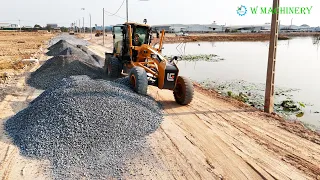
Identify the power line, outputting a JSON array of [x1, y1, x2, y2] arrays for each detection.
[[104, 10, 141, 25], [104, 10, 126, 20], [108, 0, 125, 16]]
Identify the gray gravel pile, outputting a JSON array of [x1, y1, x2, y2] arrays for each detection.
[[48, 34, 89, 47], [47, 40, 75, 56], [27, 55, 103, 89], [113, 77, 132, 88], [58, 47, 98, 65], [5, 75, 163, 179], [76, 45, 103, 66]]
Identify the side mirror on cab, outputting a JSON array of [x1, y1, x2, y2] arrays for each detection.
[[170, 56, 178, 63]]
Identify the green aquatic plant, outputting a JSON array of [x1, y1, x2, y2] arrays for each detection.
[[298, 102, 306, 108], [164, 54, 223, 62], [198, 79, 310, 119], [296, 112, 304, 118]]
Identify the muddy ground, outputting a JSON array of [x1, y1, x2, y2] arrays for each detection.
[[0, 32, 55, 101]]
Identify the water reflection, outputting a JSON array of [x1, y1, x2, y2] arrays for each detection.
[[312, 35, 320, 45], [176, 42, 187, 55]]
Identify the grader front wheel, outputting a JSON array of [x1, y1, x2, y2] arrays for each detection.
[[173, 76, 194, 105], [129, 67, 148, 95]]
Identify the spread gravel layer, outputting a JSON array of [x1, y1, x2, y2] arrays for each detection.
[[5, 75, 163, 179]]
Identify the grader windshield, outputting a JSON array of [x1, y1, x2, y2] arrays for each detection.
[[134, 25, 149, 45]]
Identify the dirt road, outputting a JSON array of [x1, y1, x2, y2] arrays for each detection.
[[1, 33, 320, 179], [85, 37, 320, 179], [0, 55, 50, 180]]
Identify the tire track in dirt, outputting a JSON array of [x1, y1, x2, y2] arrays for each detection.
[[190, 92, 320, 179], [150, 88, 266, 179]]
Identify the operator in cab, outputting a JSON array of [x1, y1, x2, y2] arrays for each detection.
[[133, 34, 142, 46]]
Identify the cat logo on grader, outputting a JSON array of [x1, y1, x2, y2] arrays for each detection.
[[167, 73, 175, 81]]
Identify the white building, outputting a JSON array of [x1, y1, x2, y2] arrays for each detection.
[[9, 24, 19, 28], [0, 23, 11, 29], [153, 23, 223, 33], [0, 23, 20, 29], [226, 23, 320, 33]]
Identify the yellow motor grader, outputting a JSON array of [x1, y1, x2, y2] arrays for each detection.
[[104, 22, 193, 105]]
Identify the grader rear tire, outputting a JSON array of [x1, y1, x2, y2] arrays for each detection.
[[107, 57, 122, 78], [129, 67, 148, 95], [173, 76, 194, 105]]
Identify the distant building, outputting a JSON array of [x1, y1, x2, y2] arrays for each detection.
[[9, 24, 19, 28], [95, 25, 112, 31], [0, 23, 11, 29], [152, 23, 223, 33], [226, 23, 320, 33], [52, 28, 61, 33], [314, 27, 320, 32], [152, 25, 171, 32], [47, 24, 58, 28]]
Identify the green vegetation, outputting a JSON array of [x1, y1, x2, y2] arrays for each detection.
[[200, 79, 309, 119], [164, 54, 224, 62]]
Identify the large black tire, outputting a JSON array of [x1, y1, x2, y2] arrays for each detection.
[[107, 57, 122, 78], [173, 76, 194, 105], [129, 67, 148, 95]]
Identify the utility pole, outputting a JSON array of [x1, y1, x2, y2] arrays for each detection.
[[83, 17, 85, 38], [103, 8, 105, 46], [264, 0, 280, 113], [79, 19, 81, 33], [90, 14, 92, 39], [19, 20, 21, 32], [126, 0, 129, 22]]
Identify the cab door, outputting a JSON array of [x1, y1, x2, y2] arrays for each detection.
[[112, 26, 123, 55]]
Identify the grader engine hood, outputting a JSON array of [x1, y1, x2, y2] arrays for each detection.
[[133, 45, 179, 90], [145, 47, 179, 90], [138, 45, 166, 62]]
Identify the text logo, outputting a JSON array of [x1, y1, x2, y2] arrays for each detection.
[[239, 6, 313, 15], [252, 6, 313, 15], [237, 5, 247, 16], [167, 73, 175, 81]]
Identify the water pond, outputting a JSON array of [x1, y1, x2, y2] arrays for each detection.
[[162, 37, 320, 130]]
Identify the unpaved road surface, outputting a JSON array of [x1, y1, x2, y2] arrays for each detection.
[[1, 33, 320, 180], [86, 37, 320, 179], [0, 55, 50, 180]]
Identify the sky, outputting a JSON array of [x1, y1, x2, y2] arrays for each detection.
[[1, 0, 319, 27]]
